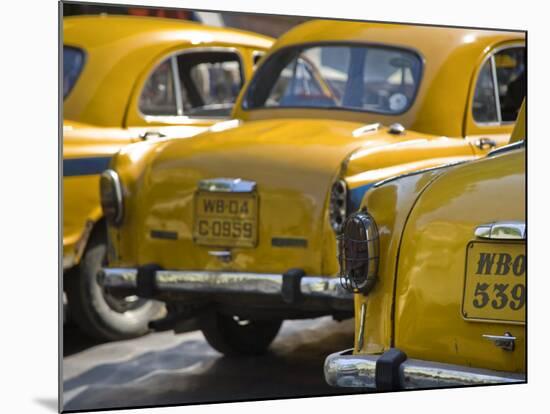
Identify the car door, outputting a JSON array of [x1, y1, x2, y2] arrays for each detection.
[[124, 47, 248, 140], [465, 43, 525, 155]]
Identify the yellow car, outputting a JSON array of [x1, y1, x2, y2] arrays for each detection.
[[63, 15, 273, 340], [325, 101, 525, 389], [99, 20, 525, 354]]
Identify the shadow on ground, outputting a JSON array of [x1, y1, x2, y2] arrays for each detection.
[[63, 318, 363, 412]]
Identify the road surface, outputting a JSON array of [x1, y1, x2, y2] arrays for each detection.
[[62, 316, 364, 412]]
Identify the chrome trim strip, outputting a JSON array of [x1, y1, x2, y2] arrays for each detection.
[[324, 349, 525, 389], [400, 358, 524, 388], [100, 268, 353, 301], [170, 56, 184, 116], [101, 169, 124, 225], [490, 55, 502, 124], [352, 123, 381, 137], [475, 221, 526, 240], [198, 178, 257, 193], [357, 303, 366, 351], [97, 268, 137, 289], [488, 140, 525, 157], [156, 271, 282, 294], [299, 277, 351, 299]]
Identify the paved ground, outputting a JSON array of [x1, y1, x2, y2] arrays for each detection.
[[62, 316, 363, 412]]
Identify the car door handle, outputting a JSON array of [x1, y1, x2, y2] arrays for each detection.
[[475, 137, 497, 150], [475, 221, 526, 240], [139, 131, 167, 140], [482, 332, 516, 351]]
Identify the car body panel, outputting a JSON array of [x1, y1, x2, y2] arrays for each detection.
[[353, 136, 525, 374], [62, 16, 273, 269], [394, 147, 525, 372], [109, 119, 480, 277], [352, 169, 446, 354]]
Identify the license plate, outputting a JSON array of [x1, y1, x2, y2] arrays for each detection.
[[193, 192, 258, 247], [462, 241, 525, 324]]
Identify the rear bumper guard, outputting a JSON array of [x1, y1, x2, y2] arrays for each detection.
[[98, 267, 352, 309], [324, 348, 526, 389]]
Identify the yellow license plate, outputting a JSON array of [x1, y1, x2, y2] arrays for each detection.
[[462, 241, 525, 324], [193, 192, 258, 248]]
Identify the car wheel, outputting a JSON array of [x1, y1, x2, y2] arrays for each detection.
[[199, 310, 282, 356], [65, 230, 164, 341]]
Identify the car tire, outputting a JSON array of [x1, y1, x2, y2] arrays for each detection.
[[199, 310, 282, 356], [65, 229, 164, 341]]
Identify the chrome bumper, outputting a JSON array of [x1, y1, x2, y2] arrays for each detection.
[[324, 349, 525, 389], [98, 267, 352, 306]]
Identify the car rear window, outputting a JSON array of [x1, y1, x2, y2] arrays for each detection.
[[243, 44, 422, 115], [63, 46, 85, 99]]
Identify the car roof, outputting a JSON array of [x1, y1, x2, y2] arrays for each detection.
[[64, 15, 274, 50], [272, 20, 522, 54], [235, 20, 525, 137], [63, 15, 274, 127]]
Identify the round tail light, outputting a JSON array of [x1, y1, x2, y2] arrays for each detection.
[[337, 211, 379, 294], [100, 169, 124, 226]]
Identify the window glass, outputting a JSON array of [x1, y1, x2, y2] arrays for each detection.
[[245, 45, 422, 114], [140, 51, 243, 118], [472, 46, 525, 124], [186, 60, 242, 116], [174, 52, 242, 117], [472, 60, 498, 123], [495, 47, 525, 122], [139, 58, 178, 116], [63, 46, 85, 99], [253, 52, 265, 69]]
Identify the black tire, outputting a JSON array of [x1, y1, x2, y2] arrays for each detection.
[[199, 310, 282, 356], [65, 229, 164, 341]]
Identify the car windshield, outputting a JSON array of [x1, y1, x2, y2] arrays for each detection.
[[244, 44, 423, 115], [63, 46, 85, 99]]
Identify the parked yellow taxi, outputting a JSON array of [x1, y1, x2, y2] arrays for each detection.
[[325, 100, 526, 389], [99, 20, 525, 354], [63, 15, 273, 340]]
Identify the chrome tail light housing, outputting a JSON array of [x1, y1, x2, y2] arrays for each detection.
[[100, 169, 124, 226], [337, 211, 379, 294], [329, 179, 348, 233]]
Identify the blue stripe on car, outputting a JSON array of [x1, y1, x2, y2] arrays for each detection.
[[63, 156, 112, 177], [348, 182, 375, 212]]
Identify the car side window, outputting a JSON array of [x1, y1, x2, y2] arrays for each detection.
[[182, 55, 243, 117], [253, 51, 265, 69], [472, 46, 525, 124], [472, 61, 498, 122], [496, 48, 526, 122], [139, 58, 178, 116], [139, 51, 244, 118]]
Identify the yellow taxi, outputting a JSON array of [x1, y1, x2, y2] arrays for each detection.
[[98, 20, 525, 354], [63, 15, 273, 340], [325, 101, 525, 389]]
